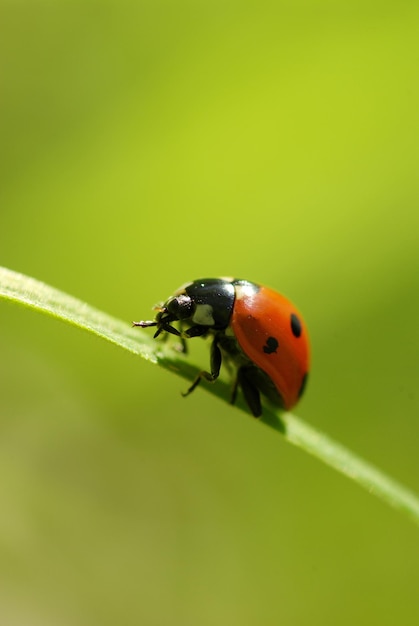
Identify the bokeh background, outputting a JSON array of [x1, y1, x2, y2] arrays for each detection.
[[1, 2, 418, 624]]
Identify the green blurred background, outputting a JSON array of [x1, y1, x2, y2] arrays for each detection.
[[1, 2, 418, 624]]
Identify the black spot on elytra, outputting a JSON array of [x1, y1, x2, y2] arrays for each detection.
[[290, 313, 302, 338], [298, 373, 308, 398], [263, 336, 279, 354]]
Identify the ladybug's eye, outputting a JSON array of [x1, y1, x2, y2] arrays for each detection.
[[166, 294, 193, 320]]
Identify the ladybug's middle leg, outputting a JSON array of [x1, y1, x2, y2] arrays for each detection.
[[234, 366, 262, 418], [182, 335, 222, 397]]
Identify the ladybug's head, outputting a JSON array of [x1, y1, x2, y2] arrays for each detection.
[[144, 293, 195, 339], [162, 294, 194, 322]]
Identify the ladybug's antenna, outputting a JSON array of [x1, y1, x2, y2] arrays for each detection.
[[132, 320, 158, 328]]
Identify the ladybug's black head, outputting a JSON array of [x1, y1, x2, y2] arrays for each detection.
[[132, 291, 195, 339], [148, 294, 194, 339], [163, 294, 194, 322]]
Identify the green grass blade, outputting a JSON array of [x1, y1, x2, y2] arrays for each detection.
[[1, 265, 419, 526], [262, 411, 419, 526]]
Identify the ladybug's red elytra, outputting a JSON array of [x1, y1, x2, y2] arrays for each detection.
[[133, 278, 310, 417]]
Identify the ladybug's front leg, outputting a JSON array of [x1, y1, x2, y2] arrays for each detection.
[[182, 335, 222, 397], [176, 323, 209, 354]]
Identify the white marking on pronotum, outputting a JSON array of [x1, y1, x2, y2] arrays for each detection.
[[234, 282, 258, 300], [173, 281, 193, 296], [192, 304, 215, 326]]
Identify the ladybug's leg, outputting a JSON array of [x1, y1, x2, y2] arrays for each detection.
[[230, 375, 240, 407], [234, 366, 262, 418], [176, 323, 208, 354], [183, 325, 209, 338], [182, 335, 222, 397], [173, 321, 188, 353]]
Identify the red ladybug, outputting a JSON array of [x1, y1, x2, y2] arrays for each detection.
[[133, 278, 310, 417]]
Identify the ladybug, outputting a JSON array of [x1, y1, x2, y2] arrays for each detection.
[[133, 278, 310, 417]]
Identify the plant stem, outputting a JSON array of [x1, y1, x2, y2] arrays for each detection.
[[1, 265, 418, 526]]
